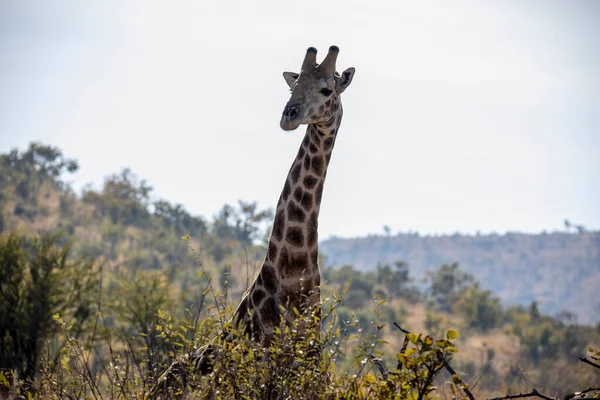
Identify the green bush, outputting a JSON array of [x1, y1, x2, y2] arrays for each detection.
[[0, 232, 99, 386]]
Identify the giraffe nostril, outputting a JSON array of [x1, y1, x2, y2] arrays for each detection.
[[284, 105, 299, 119]]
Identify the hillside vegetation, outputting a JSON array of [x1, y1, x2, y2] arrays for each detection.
[[321, 231, 600, 324], [1, 143, 599, 399]]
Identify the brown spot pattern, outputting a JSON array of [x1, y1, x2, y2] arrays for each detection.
[[311, 156, 324, 175], [279, 247, 290, 274], [287, 201, 306, 222], [251, 313, 261, 340], [268, 242, 278, 261], [261, 266, 277, 293], [262, 297, 279, 325], [324, 137, 334, 151], [302, 135, 310, 147], [291, 164, 302, 182], [285, 226, 305, 247], [309, 143, 318, 153], [289, 252, 309, 274], [297, 146, 305, 159], [273, 210, 285, 241], [281, 285, 302, 308], [293, 187, 304, 203], [303, 155, 310, 170], [282, 180, 291, 201], [252, 289, 266, 306], [315, 182, 324, 203], [307, 212, 318, 247], [300, 191, 313, 210], [303, 175, 318, 189]]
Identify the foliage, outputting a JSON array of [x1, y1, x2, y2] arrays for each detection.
[[424, 263, 474, 313], [0, 232, 99, 385], [2, 250, 471, 399], [82, 168, 153, 227], [1, 142, 599, 398], [211, 200, 274, 246], [320, 230, 600, 324], [0, 142, 78, 200], [452, 282, 504, 331]]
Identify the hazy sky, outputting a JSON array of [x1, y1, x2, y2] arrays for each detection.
[[1, 1, 599, 238]]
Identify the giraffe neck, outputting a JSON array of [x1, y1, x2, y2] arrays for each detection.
[[267, 108, 343, 283], [231, 103, 343, 342]]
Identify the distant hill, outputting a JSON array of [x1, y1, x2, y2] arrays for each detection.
[[320, 231, 600, 324]]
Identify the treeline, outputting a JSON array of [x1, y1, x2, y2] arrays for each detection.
[[321, 226, 600, 323], [0, 143, 598, 398]]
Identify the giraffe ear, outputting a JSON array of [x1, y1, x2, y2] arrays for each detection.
[[337, 67, 355, 93], [283, 72, 299, 88]]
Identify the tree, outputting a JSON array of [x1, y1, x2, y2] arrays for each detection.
[[376, 260, 414, 298], [383, 225, 392, 236], [452, 282, 504, 331], [82, 168, 153, 227], [0, 232, 99, 384], [424, 263, 474, 313], [153, 200, 207, 236], [0, 143, 78, 205], [107, 269, 176, 383], [211, 200, 273, 246]]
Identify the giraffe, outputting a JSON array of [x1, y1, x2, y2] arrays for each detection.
[[230, 45, 355, 344], [149, 45, 354, 397]]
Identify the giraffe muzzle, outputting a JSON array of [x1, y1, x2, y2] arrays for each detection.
[[283, 105, 299, 120], [280, 105, 301, 131]]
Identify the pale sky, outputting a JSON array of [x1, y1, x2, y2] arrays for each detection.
[[1, 1, 599, 238]]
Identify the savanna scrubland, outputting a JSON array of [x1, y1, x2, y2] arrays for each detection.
[[1, 143, 598, 399]]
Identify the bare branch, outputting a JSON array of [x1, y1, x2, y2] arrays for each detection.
[[393, 322, 410, 334], [487, 389, 557, 400], [393, 322, 409, 371], [367, 354, 388, 380], [441, 355, 475, 400], [579, 357, 600, 370], [472, 360, 493, 390]]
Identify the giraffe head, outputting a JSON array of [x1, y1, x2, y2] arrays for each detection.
[[280, 46, 355, 131]]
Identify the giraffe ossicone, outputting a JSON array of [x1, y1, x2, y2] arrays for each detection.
[[232, 45, 355, 344]]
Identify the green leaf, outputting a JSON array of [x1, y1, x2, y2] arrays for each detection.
[[446, 329, 459, 340]]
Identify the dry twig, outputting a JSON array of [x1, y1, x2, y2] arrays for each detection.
[[487, 388, 556, 400]]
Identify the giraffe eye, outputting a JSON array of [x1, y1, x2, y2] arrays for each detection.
[[319, 88, 333, 96]]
